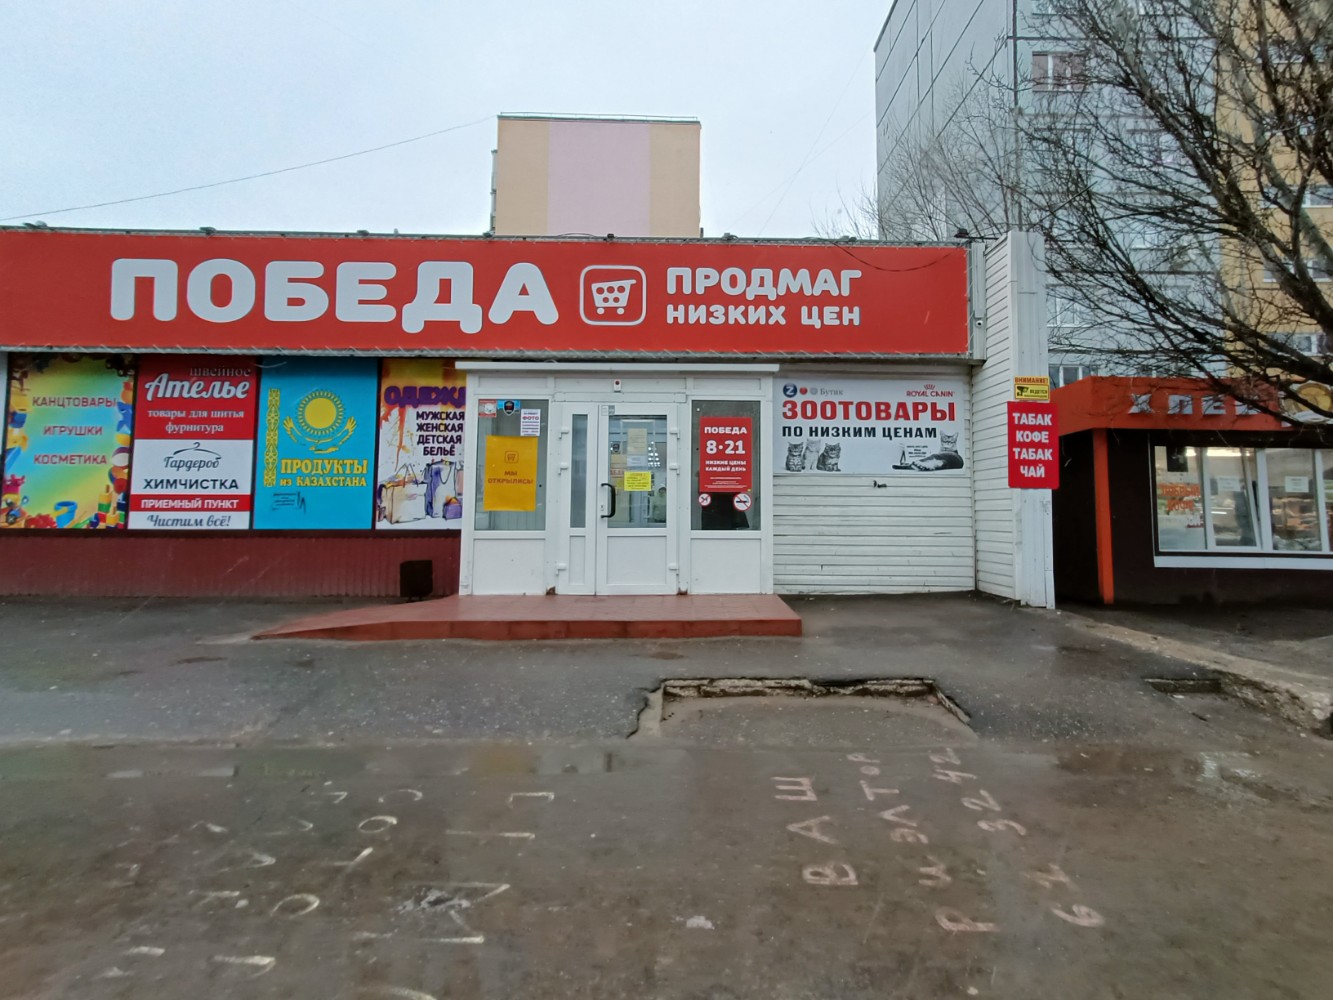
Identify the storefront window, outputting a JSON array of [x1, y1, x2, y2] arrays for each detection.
[[1153, 446, 1204, 550], [473, 399, 549, 532], [1266, 448, 1322, 551], [1205, 447, 1259, 548], [1154, 445, 1332, 554], [569, 413, 588, 529], [1324, 450, 1333, 549], [691, 400, 761, 531]]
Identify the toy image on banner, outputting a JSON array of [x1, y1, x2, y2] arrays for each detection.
[[482, 436, 538, 511], [3, 354, 135, 529], [376, 359, 466, 530], [253, 357, 378, 529], [130, 356, 258, 529], [775, 377, 967, 474]]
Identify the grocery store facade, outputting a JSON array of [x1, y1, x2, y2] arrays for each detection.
[[0, 227, 1052, 604]]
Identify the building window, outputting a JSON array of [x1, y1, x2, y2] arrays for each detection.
[[1049, 364, 1094, 387], [1048, 294, 1090, 329], [1133, 129, 1184, 167], [1152, 445, 1332, 553], [1268, 331, 1327, 356], [1306, 185, 1333, 208], [1032, 52, 1086, 91], [1267, 37, 1333, 65], [1262, 259, 1331, 282]]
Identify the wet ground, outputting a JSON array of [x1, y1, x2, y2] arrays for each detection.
[[0, 594, 1330, 998]]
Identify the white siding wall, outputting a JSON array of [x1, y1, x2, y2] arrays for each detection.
[[972, 232, 1055, 607], [773, 474, 975, 594], [773, 366, 976, 595]]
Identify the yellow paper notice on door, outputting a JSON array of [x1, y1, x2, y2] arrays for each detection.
[[483, 435, 539, 511], [623, 471, 652, 492]]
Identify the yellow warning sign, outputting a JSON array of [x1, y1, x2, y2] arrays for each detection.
[[623, 471, 653, 492], [1014, 376, 1051, 402]]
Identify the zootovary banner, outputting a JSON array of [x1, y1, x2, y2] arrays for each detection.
[[775, 376, 968, 475]]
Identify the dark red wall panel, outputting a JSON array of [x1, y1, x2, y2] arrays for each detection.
[[0, 533, 460, 598]]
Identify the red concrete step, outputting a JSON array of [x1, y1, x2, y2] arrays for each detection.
[[254, 594, 802, 642]]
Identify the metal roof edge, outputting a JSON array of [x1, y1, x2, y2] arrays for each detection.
[[0, 224, 964, 250]]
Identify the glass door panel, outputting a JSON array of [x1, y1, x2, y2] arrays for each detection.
[[606, 415, 669, 529], [596, 407, 677, 594]]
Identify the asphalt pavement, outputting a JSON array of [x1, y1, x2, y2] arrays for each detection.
[[0, 593, 1329, 999]]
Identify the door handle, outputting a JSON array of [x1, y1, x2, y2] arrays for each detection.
[[601, 482, 617, 519]]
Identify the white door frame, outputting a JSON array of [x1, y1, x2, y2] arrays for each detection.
[[459, 363, 777, 596]]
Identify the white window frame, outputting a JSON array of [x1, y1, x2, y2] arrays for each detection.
[[1152, 444, 1333, 556], [1032, 51, 1086, 92]]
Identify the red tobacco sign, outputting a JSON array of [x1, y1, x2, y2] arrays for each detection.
[[1007, 402, 1059, 489], [0, 230, 969, 357]]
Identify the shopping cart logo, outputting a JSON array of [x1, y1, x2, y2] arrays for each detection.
[[580, 266, 647, 326]]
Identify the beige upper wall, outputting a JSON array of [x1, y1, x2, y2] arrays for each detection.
[[492, 117, 550, 237], [492, 116, 700, 237], [648, 121, 701, 238]]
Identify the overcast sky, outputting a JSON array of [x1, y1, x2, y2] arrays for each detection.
[[0, 1, 888, 239]]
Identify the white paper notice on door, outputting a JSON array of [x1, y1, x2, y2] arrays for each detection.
[[520, 409, 541, 436]]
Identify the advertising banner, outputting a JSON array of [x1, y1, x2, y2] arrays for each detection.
[[1007, 402, 1059, 489], [253, 358, 378, 529], [699, 416, 753, 491], [0, 230, 968, 357], [482, 436, 538, 511], [3, 354, 135, 529], [775, 376, 967, 475], [130, 356, 258, 529], [376, 359, 466, 529]]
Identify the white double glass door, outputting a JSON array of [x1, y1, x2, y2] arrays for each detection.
[[557, 400, 680, 595]]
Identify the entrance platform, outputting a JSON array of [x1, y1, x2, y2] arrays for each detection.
[[254, 594, 803, 642]]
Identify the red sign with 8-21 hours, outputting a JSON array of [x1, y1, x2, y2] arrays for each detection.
[[699, 417, 753, 492]]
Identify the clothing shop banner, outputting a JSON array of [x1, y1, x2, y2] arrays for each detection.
[[0, 229, 968, 357], [775, 376, 968, 475], [253, 357, 378, 530], [129, 356, 259, 529], [3, 354, 135, 529], [376, 358, 466, 529]]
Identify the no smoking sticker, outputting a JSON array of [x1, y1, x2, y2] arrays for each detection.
[[734, 492, 752, 512]]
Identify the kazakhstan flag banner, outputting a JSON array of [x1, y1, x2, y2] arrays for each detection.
[[253, 357, 378, 529]]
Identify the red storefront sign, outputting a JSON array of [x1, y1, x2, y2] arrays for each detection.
[[0, 230, 969, 356], [699, 416, 753, 492], [1007, 402, 1059, 489]]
